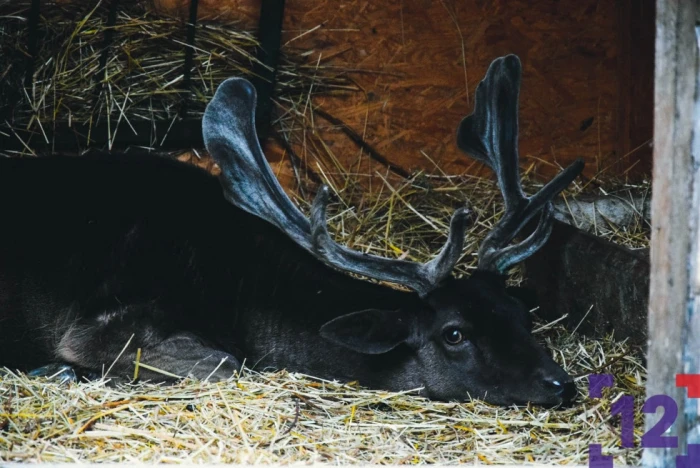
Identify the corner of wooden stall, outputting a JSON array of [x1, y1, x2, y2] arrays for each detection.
[[644, 0, 700, 466]]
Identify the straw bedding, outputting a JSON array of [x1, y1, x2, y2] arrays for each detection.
[[1, 330, 645, 465], [0, 174, 649, 465], [0, 2, 650, 465]]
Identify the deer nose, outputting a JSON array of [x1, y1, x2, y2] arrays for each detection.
[[543, 377, 577, 401]]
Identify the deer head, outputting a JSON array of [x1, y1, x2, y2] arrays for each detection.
[[202, 54, 584, 405]]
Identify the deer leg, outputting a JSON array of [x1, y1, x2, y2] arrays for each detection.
[[53, 307, 240, 384], [28, 363, 100, 383], [133, 331, 241, 382]]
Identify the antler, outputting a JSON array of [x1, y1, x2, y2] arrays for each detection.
[[203, 78, 471, 297], [456, 55, 585, 273]]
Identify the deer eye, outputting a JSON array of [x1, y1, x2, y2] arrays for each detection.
[[443, 328, 464, 345]]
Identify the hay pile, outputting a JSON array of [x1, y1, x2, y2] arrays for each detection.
[[0, 1, 358, 151], [300, 166, 650, 281], [1, 332, 644, 465]]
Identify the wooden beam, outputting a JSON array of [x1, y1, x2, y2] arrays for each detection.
[[644, 0, 700, 466], [616, 0, 655, 178], [250, 0, 285, 140], [0, 120, 205, 153]]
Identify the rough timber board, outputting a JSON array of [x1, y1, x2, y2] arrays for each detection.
[[644, 0, 700, 466], [282, 0, 654, 182], [154, 0, 651, 182]]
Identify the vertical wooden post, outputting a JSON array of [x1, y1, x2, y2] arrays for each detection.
[[251, 0, 286, 140], [644, 0, 700, 466]]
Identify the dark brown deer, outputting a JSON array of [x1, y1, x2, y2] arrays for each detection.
[[0, 55, 583, 406]]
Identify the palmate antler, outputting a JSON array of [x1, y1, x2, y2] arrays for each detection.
[[202, 54, 583, 297], [203, 78, 470, 298], [456, 55, 585, 273]]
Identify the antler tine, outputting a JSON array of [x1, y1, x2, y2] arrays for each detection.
[[204, 78, 472, 297], [479, 202, 554, 273], [456, 55, 585, 273], [311, 186, 472, 297]]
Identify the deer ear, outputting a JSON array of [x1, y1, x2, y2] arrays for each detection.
[[320, 309, 411, 355]]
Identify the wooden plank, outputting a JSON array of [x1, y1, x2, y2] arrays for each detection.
[[148, 0, 650, 182], [280, 0, 627, 181], [686, 5, 700, 450], [644, 0, 700, 466], [6, 0, 655, 182], [616, 0, 655, 178]]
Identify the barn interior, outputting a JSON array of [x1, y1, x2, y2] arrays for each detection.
[[0, 0, 655, 464]]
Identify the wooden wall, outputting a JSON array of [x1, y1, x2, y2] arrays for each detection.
[[645, 0, 700, 463], [165, 0, 655, 183]]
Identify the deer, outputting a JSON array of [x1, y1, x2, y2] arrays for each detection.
[[0, 55, 584, 406]]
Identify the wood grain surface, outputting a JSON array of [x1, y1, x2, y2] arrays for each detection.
[[61, 0, 656, 183]]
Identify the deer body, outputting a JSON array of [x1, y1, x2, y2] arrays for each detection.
[[0, 154, 413, 383], [0, 55, 584, 406]]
